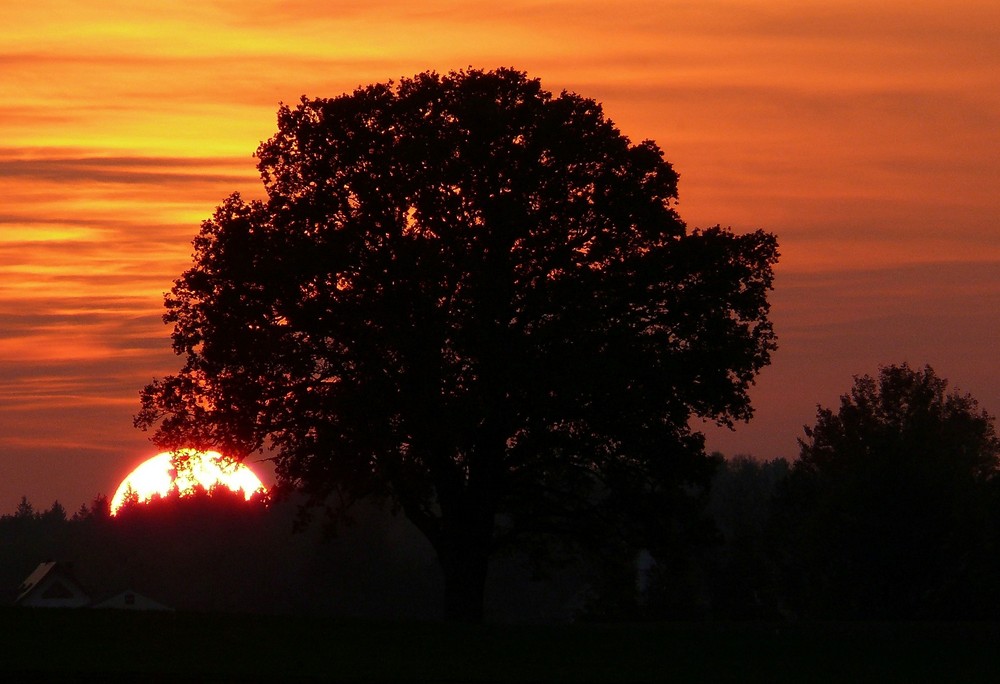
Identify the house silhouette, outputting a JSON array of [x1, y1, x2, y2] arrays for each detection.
[[15, 561, 173, 611], [15, 561, 90, 608]]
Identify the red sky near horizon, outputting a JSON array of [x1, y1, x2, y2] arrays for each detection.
[[2, 0, 999, 512]]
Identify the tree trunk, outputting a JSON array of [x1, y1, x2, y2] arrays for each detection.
[[413, 438, 503, 621], [437, 535, 491, 622], [396, 475, 496, 621], [441, 552, 489, 622]]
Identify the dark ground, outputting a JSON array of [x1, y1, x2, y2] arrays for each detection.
[[2, 608, 1000, 682]]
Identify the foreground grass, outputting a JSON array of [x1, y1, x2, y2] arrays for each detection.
[[2, 608, 1000, 682]]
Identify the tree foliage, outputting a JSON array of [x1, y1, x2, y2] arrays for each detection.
[[777, 363, 1000, 618], [136, 68, 778, 619], [798, 363, 999, 482]]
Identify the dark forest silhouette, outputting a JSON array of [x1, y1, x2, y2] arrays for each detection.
[[0, 488, 571, 620], [10, 363, 1000, 623], [135, 67, 778, 621], [10, 489, 500, 616]]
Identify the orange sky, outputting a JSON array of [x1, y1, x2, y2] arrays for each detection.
[[2, 1, 999, 511]]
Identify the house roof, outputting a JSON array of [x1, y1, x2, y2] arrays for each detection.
[[15, 561, 89, 606]]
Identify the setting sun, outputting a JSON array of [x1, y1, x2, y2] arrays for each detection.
[[110, 449, 265, 515]]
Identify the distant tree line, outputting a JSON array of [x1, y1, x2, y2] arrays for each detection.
[[6, 364, 1000, 621], [0, 485, 587, 621], [633, 363, 1000, 621], [0, 487, 440, 617], [513, 362, 1000, 622]]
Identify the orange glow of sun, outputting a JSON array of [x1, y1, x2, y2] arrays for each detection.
[[110, 449, 266, 515]]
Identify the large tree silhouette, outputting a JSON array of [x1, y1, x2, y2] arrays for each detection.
[[136, 68, 778, 620]]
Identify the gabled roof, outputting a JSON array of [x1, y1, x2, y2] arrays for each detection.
[[15, 561, 90, 607]]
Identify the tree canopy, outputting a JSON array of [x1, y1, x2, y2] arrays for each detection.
[[778, 363, 1000, 618], [137, 68, 778, 620], [798, 363, 999, 481]]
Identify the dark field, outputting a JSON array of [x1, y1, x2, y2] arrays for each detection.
[[2, 609, 1000, 682]]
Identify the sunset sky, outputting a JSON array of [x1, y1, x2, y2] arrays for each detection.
[[2, 0, 998, 512]]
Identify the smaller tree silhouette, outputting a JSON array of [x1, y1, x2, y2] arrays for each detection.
[[87, 494, 112, 522], [14, 496, 35, 520], [777, 363, 1000, 619], [112, 484, 142, 516], [41, 501, 67, 523]]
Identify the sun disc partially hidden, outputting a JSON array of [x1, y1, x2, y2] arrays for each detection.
[[110, 449, 265, 515]]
